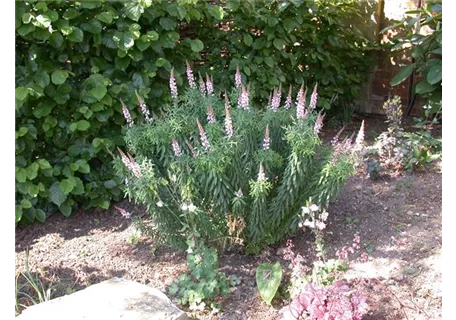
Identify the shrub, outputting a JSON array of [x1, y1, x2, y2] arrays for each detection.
[[15, 0, 372, 224], [116, 64, 365, 248]]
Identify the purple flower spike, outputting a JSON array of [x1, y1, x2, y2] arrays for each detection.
[[263, 125, 270, 150], [284, 85, 293, 110], [169, 68, 178, 100], [237, 84, 250, 110], [199, 72, 206, 96], [235, 65, 242, 88], [207, 104, 216, 124], [224, 93, 234, 138], [186, 60, 196, 89], [135, 90, 152, 123], [257, 164, 266, 182], [309, 83, 318, 110], [206, 73, 214, 96], [172, 138, 182, 157], [296, 85, 308, 120], [354, 120, 365, 150], [197, 119, 211, 151], [314, 111, 325, 134], [271, 84, 282, 112], [331, 126, 345, 147], [120, 99, 134, 127]]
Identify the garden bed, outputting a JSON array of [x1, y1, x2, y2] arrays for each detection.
[[15, 117, 442, 320]]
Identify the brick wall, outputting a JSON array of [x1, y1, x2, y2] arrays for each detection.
[[358, 0, 426, 116]]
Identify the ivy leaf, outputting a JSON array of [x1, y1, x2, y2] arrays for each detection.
[[51, 70, 69, 85], [125, 2, 144, 21], [50, 182, 68, 206], [391, 63, 415, 86], [96, 12, 113, 24], [190, 39, 204, 52]]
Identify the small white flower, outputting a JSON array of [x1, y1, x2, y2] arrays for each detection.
[[302, 207, 310, 214], [188, 203, 196, 212], [309, 204, 319, 212], [321, 211, 329, 221], [303, 219, 314, 228], [181, 203, 188, 211], [156, 200, 164, 207], [315, 221, 326, 230]]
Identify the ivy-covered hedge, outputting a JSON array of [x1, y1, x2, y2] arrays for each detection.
[[15, 0, 373, 224]]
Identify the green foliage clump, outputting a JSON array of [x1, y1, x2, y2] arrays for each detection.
[[386, 0, 442, 111], [168, 235, 230, 312], [117, 64, 364, 248], [16, 0, 372, 224]]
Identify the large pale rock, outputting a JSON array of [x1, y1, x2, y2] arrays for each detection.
[[17, 277, 189, 320]]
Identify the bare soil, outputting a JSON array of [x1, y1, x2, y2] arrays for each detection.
[[15, 116, 442, 319]]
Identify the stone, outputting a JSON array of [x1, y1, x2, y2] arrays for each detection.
[[17, 277, 189, 320]]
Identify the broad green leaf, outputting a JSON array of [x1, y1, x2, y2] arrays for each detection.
[[190, 39, 204, 52], [17, 24, 36, 36], [391, 63, 415, 86], [160, 17, 176, 30], [21, 199, 32, 209], [125, 2, 144, 21], [415, 79, 435, 94], [427, 64, 442, 85], [90, 85, 107, 100], [35, 209, 46, 222], [34, 15, 51, 28], [264, 57, 274, 67], [273, 38, 285, 50], [96, 12, 113, 24], [63, 8, 80, 20], [28, 184, 39, 197], [75, 159, 90, 173], [51, 70, 69, 85], [243, 34, 253, 46], [49, 32, 63, 49], [34, 71, 50, 88], [37, 159, 51, 169], [81, 20, 102, 34], [18, 127, 28, 137], [155, 58, 167, 67], [104, 180, 117, 189], [26, 163, 39, 180], [60, 178, 76, 194], [256, 262, 282, 305], [81, 1, 101, 9], [22, 13, 34, 24], [77, 120, 91, 131], [147, 30, 159, 41], [49, 182, 67, 206], [16, 87, 29, 101], [69, 123, 78, 132], [68, 27, 84, 42], [16, 167, 27, 183], [60, 203, 72, 217]]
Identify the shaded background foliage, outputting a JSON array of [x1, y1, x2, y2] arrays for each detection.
[[15, 0, 373, 224]]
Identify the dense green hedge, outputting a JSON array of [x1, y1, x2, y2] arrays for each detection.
[[15, 0, 373, 224]]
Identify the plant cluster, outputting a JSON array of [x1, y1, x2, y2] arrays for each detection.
[[117, 63, 365, 249]]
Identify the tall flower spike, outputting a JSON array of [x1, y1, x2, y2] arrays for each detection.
[[169, 68, 178, 100], [257, 164, 266, 182], [284, 85, 293, 109], [127, 153, 142, 178], [206, 73, 214, 96], [207, 104, 216, 124], [354, 120, 365, 150], [235, 65, 242, 88], [224, 93, 234, 138], [197, 119, 211, 151], [185, 60, 196, 89], [263, 125, 270, 150], [198, 72, 206, 96], [237, 84, 250, 110], [135, 90, 152, 123], [309, 83, 318, 110], [296, 85, 308, 120], [120, 99, 134, 127], [331, 126, 345, 147], [171, 138, 182, 157], [271, 84, 282, 111], [314, 111, 325, 134]]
